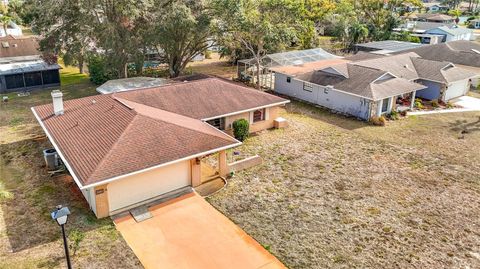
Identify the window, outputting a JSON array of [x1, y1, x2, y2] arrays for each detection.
[[381, 98, 389, 113], [303, 82, 313, 92], [324, 88, 329, 94], [42, 70, 60, 85], [253, 109, 265, 123], [286, 77, 291, 83], [5, 74, 25, 89], [24, 72, 42, 87], [206, 117, 225, 130]]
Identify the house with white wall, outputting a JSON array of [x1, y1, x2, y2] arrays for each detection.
[[274, 53, 476, 120], [425, 26, 474, 42], [32, 76, 289, 218]]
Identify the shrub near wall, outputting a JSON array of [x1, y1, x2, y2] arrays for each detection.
[[233, 119, 249, 141]]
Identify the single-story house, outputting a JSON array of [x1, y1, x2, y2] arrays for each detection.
[[32, 76, 289, 218], [470, 19, 480, 29], [394, 21, 453, 44], [427, 5, 449, 13], [274, 53, 476, 120], [96, 77, 171, 94], [354, 40, 424, 55], [409, 13, 454, 23], [0, 35, 61, 93], [393, 40, 480, 87], [425, 26, 475, 42]]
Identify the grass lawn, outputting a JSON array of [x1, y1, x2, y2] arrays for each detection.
[[208, 101, 480, 268], [0, 67, 141, 268]]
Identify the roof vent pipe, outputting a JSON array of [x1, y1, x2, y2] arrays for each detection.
[[51, 90, 64, 115]]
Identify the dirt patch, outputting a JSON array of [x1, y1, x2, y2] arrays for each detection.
[[208, 102, 480, 269]]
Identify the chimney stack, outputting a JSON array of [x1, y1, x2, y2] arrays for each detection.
[[51, 90, 64, 115]]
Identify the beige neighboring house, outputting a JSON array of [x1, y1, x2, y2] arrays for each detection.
[[32, 76, 289, 218]]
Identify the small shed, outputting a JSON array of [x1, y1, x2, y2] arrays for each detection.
[[96, 77, 171, 94]]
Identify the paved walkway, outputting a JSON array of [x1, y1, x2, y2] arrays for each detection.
[[114, 192, 286, 269]]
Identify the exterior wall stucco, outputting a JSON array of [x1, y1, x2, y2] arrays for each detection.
[[224, 106, 279, 134], [107, 160, 191, 213], [274, 72, 371, 120]]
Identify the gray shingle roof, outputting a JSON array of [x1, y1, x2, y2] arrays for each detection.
[[297, 64, 425, 100], [355, 40, 424, 53], [394, 41, 480, 67]]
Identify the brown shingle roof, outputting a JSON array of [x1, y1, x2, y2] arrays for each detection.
[[0, 35, 40, 58], [32, 77, 287, 186], [115, 77, 289, 120]]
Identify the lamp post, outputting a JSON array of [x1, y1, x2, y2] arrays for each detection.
[[51, 205, 72, 269]]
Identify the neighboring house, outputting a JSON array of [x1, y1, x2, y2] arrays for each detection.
[[0, 35, 61, 93], [425, 26, 474, 42], [96, 77, 171, 94], [395, 40, 480, 87], [394, 21, 473, 44], [355, 40, 424, 55], [237, 48, 341, 89], [427, 5, 449, 13], [32, 76, 289, 218], [274, 53, 476, 120], [470, 19, 480, 29], [0, 20, 22, 37], [409, 13, 454, 23]]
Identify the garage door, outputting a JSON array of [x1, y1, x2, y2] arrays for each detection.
[[108, 160, 191, 212], [444, 80, 469, 101]]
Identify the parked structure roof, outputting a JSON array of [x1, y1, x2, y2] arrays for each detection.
[[97, 77, 171, 94], [0, 59, 61, 75], [355, 40, 424, 54], [238, 48, 340, 68], [427, 26, 473, 35], [32, 77, 289, 187]]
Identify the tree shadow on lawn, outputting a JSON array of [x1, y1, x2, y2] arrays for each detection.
[[0, 138, 112, 253], [284, 100, 369, 131], [449, 116, 480, 138]]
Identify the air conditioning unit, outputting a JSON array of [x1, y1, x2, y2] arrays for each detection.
[[43, 148, 62, 171]]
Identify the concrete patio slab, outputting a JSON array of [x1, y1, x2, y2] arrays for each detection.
[[113, 192, 286, 269]]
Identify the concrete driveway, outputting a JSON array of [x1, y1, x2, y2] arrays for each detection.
[[451, 96, 480, 110], [113, 192, 285, 269]]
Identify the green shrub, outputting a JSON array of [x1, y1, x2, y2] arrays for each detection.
[[369, 116, 386, 126], [232, 119, 249, 141], [431, 100, 439, 108], [387, 110, 400, 120], [69, 229, 85, 256], [446, 101, 454, 109], [414, 98, 424, 109], [87, 55, 116, 85]]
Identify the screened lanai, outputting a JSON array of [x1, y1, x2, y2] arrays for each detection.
[[237, 48, 340, 89]]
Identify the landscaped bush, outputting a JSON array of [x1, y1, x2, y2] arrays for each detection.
[[431, 99, 439, 108], [387, 110, 400, 120], [414, 98, 424, 109], [369, 116, 386, 126], [232, 119, 249, 141], [447, 101, 454, 109]]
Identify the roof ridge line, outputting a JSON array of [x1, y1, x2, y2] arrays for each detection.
[[114, 97, 238, 143], [87, 114, 139, 182]]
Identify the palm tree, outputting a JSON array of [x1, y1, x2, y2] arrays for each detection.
[[448, 9, 462, 24]]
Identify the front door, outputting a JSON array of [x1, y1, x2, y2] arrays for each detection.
[[200, 153, 219, 183]]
